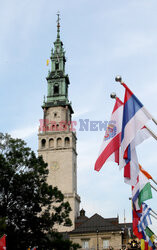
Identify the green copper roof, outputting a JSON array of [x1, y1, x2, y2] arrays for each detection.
[[43, 13, 72, 111]]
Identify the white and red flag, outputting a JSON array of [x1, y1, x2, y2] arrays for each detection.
[[94, 97, 123, 171]]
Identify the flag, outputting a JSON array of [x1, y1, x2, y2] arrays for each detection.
[[145, 227, 154, 239], [138, 203, 152, 232], [132, 176, 140, 211], [120, 83, 152, 169], [123, 125, 152, 186], [138, 171, 152, 207], [132, 205, 143, 239], [139, 165, 152, 180], [94, 97, 123, 171], [132, 170, 152, 211], [0, 235, 6, 250], [131, 126, 152, 148], [123, 144, 139, 186], [145, 227, 155, 247], [123, 122, 152, 185], [141, 239, 149, 250], [46, 59, 50, 66]]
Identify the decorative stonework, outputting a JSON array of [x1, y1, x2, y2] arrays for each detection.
[[38, 16, 80, 232]]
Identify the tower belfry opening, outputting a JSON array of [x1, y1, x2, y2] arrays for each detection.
[[38, 14, 80, 232]]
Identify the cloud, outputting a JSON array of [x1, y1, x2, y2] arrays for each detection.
[[73, 109, 91, 118], [10, 125, 38, 139]]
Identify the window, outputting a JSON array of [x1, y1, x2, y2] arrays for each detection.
[[103, 239, 109, 249], [54, 84, 59, 95], [65, 137, 70, 147], [57, 138, 62, 147], [55, 62, 59, 70], [82, 240, 89, 249], [49, 138, 54, 148], [41, 139, 46, 148]]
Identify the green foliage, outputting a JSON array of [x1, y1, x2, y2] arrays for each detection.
[[0, 133, 80, 249]]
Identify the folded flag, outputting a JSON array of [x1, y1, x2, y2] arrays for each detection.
[[138, 203, 152, 232], [124, 144, 139, 186], [141, 239, 149, 250], [132, 169, 152, 211], [145, 227, 155, 240], [120, 83, 152, 169], [123, 125, 152, 185], [139, 165, 152, 180], [138, 171, 152, 207], [132, 204, 143, 239], [94, 97, 123, 171]]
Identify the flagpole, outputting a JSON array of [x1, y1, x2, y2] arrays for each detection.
[[150, 183, 157, 192], [145, 125, 157, 141], [150, 212, 157, 220], [151, 209, 157, 217], [115, 76, 157, 126], [152, 178, 157, 186]]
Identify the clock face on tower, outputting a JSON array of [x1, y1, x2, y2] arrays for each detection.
[[50, 161, 60, 173]]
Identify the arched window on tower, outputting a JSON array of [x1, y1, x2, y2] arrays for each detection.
[[57, 138, 62, 148], [55, 62, 59, 70], [54, 84, 59, 95], [65, 137, 70, 147], [49, 138, 54, 148], [41, 139, 46, 148]]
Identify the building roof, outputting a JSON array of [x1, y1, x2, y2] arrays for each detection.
[[70, 213, 121, 234]]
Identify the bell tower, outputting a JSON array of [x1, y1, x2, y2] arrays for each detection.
[[38, 14, 80, 232]]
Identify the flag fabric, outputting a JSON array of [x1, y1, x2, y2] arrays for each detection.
[[132, 170, 152, 211], [138, 203, 152, 232], [138, 172, 152, 207], [120, 83, 152, 169], [94, 97, 123, 171], [141, 239, 149, 250], [0, 235, 6, 250], [123, 124, 152, 185], [145, 227, 155, 248], [132, 176, 140, 211], [145, 227, 154, 239], [123, 145, 139, 185], [123, 125, 152, 185], [139, 165, 152, 180], [131, 126, 152, 149], [132, 205, 143, 239]]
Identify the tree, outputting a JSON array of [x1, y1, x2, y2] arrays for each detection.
[[0, 133, 80, 250]]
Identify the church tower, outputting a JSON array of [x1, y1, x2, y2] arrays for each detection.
[[38, 14, 80, 232]]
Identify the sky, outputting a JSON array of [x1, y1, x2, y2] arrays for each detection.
[[1, 0, 157, 234]]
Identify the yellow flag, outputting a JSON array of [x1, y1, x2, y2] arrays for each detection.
[[141, 239, 145, 250], [46, 59, 50, 66]]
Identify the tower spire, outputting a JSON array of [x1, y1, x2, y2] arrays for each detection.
[[57, 12, 60, 40]]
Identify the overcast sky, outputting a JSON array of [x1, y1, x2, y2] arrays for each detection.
[[1, 0, 157, 234]]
